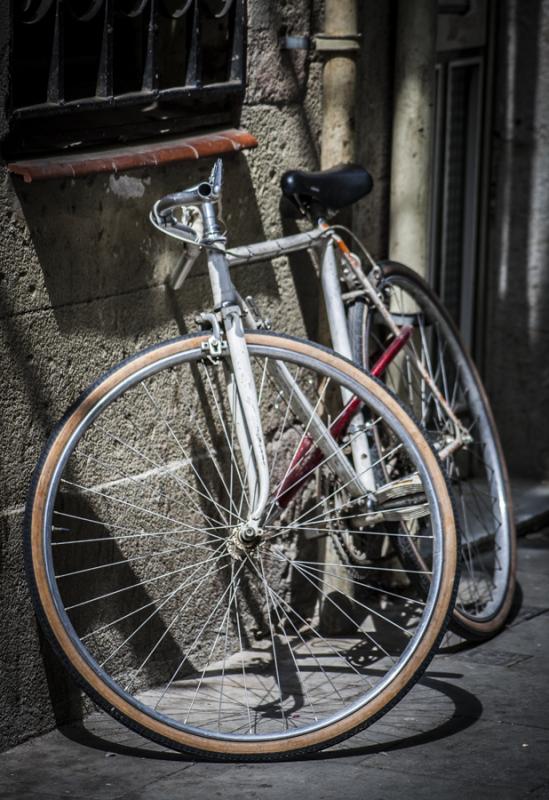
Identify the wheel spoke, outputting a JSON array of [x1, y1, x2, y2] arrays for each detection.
[[361, 271, 514, 633], [29, 336, 456, 755]]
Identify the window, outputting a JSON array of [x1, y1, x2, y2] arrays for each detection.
[[431, 58, 483, 343], [430, 0, 492, 351], [4, 0, 246, 158]]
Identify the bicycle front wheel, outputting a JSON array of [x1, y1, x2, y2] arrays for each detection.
[[25, 331, 458, 759], [349, 261, 515, 639]]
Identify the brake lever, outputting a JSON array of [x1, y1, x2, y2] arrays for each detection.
[[209, 158, 223, 197]]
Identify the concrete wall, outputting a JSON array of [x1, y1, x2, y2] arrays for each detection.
[[0, 1, 329, 751], [484, 0, 549, 480]]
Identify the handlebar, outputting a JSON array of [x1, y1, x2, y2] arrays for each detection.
[[151, 158, 224, 223], [153, 181, 214, 220]]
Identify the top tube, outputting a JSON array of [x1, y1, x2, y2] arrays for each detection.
[[225, 227, 326, 267]]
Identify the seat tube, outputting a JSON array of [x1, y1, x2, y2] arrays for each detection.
[[321, 239, 376, 492], [321, 239, 354, 369]]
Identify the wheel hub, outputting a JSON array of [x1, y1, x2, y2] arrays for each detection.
[[226, 524, 263, 559]]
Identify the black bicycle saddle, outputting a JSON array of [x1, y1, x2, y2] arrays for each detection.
[[280, 164, 373, 212]]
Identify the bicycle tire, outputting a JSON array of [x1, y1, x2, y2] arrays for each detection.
[[348, 261, 515, 640], [25, 330, 458, 759]]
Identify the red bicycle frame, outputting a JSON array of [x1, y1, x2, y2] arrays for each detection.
[[275, 325, 413, 508]]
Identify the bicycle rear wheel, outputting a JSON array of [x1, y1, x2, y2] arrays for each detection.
[[349, 261, 515, 639], [25, 331, 458, 759]]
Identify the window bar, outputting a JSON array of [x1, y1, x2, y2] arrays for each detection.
[[8, 0, 246, 155], [96, 0, 114, 99], [185, 0, 202, 88], [141, 0, 159, 93], [229, 0, 245, 83], [22, 0, 56, 25], [47, 0, 64, 104]]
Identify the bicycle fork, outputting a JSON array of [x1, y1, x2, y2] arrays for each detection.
[[205, 240, 270, 533]]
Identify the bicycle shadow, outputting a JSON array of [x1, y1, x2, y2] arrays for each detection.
[[57, 669, 482, 763], [10, 155, 280, 339], [42, 487, 204, 727]]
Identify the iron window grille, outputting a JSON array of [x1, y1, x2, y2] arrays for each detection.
[[4, 0, 246, 158]]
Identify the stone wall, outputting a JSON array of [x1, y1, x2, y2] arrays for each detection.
[[0, 1, 331, 751]]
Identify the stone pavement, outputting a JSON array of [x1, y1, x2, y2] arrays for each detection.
[[1, 530, 548, 800]]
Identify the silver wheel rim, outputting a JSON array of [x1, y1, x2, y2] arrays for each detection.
[[363, 276, 512, 624], [38, 338, 452, 745]]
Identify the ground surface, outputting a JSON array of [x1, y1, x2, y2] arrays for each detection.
[[1, 530, 548, 800]]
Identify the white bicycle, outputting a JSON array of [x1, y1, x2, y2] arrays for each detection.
[[25, 160, 462, 759]]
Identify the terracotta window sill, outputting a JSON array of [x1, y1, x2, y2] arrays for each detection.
[[7, 128, 258, 183]]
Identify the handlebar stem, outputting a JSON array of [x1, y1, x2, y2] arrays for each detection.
[[202, 200, 224, 241]]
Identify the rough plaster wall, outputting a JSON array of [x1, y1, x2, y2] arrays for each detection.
[[484, 0, 549, 479], [0, 1, 325, 750]]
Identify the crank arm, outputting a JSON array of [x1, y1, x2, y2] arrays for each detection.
[[373, 473, 425, 503], [359, 503, 430, 525]]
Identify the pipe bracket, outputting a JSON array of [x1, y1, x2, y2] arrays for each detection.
[[279, 33, 362, 53], [314, 33, 362, 53]]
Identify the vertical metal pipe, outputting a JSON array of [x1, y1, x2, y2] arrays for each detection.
[[389, 0, 437, 278], [321, 0, 358, 168], [319, 0, 359, 346]]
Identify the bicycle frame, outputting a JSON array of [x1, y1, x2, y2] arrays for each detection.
[[171, 223, 414, 514], [152, 162, 463, 529], [202, 225, 371, 525], [225, 226, 471, 460]]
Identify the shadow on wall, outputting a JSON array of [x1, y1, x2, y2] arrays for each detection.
[[0, 154, 280, 733], [487, 0, 549, 479], [0, 155, 281, 523], [353, 0, 396, 260], [247, 0, 320, 164], [1, 154, 281, 451], [0, 0, 327, 749], [1, 0, 325, 493], [11, 155, 279, 335]]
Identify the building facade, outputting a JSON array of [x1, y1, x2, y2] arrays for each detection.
[[1, 0, 548, 751]]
